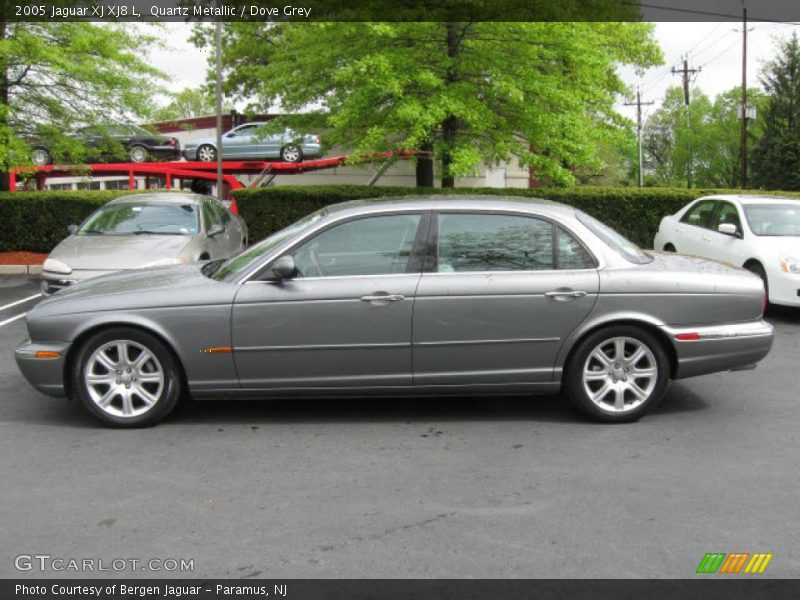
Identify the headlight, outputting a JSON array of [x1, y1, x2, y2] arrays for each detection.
[[140, 257, 189, 269], [779, 255, 800, 274], [43, 258, 72, 274]]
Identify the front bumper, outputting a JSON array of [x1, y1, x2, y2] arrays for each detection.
[[767, 271, 800, 307], [15, 339, 71, 397], [182, 148, 199, 161], [663, 320, 774, 379], [40, 269, 118, 295]]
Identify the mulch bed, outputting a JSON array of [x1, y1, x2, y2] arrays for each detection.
[[0, 251, 47, 265]]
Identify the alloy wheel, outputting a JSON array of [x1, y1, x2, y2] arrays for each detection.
[[84, 340, 165, 418], [31, 148, 51, 166], [281, 145, 301, 162], [581, 336, 658, 413], [197, 145, 216, 162]]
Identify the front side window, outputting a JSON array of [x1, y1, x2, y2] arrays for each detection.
[[436, 213, 554, 272], [712, 202, 743, 232], [292, 214, 422, 278], [681, 200, 717, 229]]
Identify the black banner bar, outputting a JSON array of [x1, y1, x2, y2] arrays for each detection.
[[3, 580, 800, 600], [4, 0, 800, 22]]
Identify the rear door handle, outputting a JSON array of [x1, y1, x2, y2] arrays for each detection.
[[545, 290, 588, 300], [360, 293, 405, 303]]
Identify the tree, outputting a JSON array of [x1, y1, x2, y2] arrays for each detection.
[[0, 22, 165, 189], [195, 20, 660, 187], [642, 87, 712, 188], [150, 86, 232, 122], [751, 33, 800, 190]]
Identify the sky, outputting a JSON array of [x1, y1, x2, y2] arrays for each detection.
[[147, 21, 800, 124]]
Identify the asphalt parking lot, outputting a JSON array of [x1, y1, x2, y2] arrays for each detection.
[[0, 274, 798, 579]]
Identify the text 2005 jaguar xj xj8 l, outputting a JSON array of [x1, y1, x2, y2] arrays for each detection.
[[16, 197, 774, 427]]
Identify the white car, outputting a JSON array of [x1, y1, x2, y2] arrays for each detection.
[[654, 195, 800, 307]]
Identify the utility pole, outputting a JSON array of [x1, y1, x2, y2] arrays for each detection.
[[740, 7, 748, 189], [625, 89, 654, 188], [215, 17, 223, 203], [672, 58, 701, 188]]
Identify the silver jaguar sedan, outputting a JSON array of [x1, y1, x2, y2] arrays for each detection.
[[16, 196, 773, 427], [40, 193, 248, 295]]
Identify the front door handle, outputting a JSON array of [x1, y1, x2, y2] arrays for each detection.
[[545, 290, 588, 301], [360, 293, 405, 303]]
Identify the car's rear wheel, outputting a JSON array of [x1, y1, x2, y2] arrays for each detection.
[[129, 145, 148, 163], [280, 144, 302, 163], [197, 144, 217, 162], [564, 325, 670, 423], [31, 147, 52, 166], [72, 327, 182, 428], [663, 243, 676, 252]]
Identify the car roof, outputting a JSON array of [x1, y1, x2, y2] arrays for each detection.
[[107, 193, 208, 206], [318, 195, 577, 219], [698, 194, 800, 205]]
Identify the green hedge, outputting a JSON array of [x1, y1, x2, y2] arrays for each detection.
[[0, 190, 150, 252], [233, 185, 800, 247], [4, 186, 800, 253]]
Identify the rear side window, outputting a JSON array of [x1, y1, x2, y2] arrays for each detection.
[[436, 213, 554, 272], [681, 200, 717, 229]]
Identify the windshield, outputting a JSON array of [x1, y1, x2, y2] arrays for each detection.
[[743, 204, 800, 237], [211, 210, 326, 281], [576, 211, 652, 264], [78, 203, 198, 235]]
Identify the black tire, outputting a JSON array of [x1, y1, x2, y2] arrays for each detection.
[[663, 243, 676, 252], [563, 325, 671, 423], [280, 144, 302, 163], [744, 261, 769, 304], [197, 144, 217, 162], [31, 147, 52, 166], [71, 327, 182, 428], [129, 145, 148, 163]]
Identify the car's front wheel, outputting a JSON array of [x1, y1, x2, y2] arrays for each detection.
[[197, 144, 217, 162], [564, 325, 670, 423], [71, 327, 182, 427]]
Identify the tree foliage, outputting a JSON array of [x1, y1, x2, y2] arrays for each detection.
[[643, 85, 766, 188], [150, 86, 232, 123], [195, 20, 660, 187], [751, 33, 800, 190], [0, 22, 165, 182]]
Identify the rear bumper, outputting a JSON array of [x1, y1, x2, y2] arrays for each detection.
[[663, 320, 774, 379], [15, 339, 71, 397]]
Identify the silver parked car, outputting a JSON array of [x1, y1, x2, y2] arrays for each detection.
[[182, 122, 322, 163], [40, 193, 247, 295], [17, 196, 773, 427]]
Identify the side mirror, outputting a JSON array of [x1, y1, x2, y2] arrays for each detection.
[[718, 223, 741, 238], [207, 223, 224, 237], [269, 255, 297, 281], [67, 224, 78, 235], [226, 132, 236, 138]]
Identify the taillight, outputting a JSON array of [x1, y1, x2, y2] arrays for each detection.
[[762, 289, 767, 316], [166, 138, 176, 146], [314, 136, 321, 145]]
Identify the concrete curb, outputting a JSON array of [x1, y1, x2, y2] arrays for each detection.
[[0, 265, 43, 276]]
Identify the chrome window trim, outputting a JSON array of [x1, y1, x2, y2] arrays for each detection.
[[236, 205, 606, 285]]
